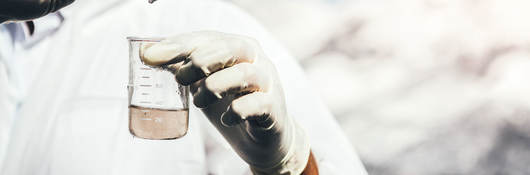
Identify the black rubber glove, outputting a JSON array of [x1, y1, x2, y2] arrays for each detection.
[[0, 0, 75, 23]]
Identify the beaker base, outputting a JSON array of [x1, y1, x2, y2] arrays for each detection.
[[129, 105, 189, 140]]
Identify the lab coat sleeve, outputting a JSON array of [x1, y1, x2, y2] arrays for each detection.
[[271, 47, 369, 175], [198, 2, 368, 174], [262, 31, 369, 175]]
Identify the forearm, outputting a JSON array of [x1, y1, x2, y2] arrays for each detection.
[[301, 151, 319, 175]]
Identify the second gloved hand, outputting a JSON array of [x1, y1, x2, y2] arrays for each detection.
[[141, 31, 311, 175]]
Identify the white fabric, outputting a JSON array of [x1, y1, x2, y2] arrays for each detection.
[[0, 0, 367, 174], [0, 23, 16, 172]]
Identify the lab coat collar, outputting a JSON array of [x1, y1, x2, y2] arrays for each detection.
[[2, 12, 65, 49], [21, 12, 64, 48]]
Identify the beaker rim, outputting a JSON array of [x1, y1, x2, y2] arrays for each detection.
[[127, 36, 164, 42]]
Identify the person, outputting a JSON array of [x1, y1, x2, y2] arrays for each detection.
[[0, 0, 367, 174]]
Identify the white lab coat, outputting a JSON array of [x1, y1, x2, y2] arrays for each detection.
[[0, 0, 367, 174]]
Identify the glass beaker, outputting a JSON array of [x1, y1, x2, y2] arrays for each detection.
[[127, 37, 189, 140]]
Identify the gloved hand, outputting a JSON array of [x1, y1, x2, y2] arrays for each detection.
[[141, 31, 311, 175], [0, 0, 75, 23]]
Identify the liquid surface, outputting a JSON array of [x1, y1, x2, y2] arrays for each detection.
[[129, 105, 188, 140]]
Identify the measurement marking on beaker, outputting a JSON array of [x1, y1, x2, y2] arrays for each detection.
[[141, 93, 150, 95], [140, 67, 152, 70], [140, 84, 152, 87], [141, 76, 150, 79], [139, 101, 152, 104]]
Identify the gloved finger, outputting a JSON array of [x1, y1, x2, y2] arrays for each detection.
[[140, 42, 190, 67], [175, 38, 257, 85], [189, 78, 204, 95], [174, 60, 208, 85], [142, 32, 259, 86], [140, 32, 217, 66], [193, 63, 271, 108], [221, 92, 274, 128]]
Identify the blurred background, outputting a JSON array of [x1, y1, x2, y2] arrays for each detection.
[[228, 0, 530, 174]]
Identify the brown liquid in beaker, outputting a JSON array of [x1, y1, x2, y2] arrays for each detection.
[[129, 105, 189, 140]]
